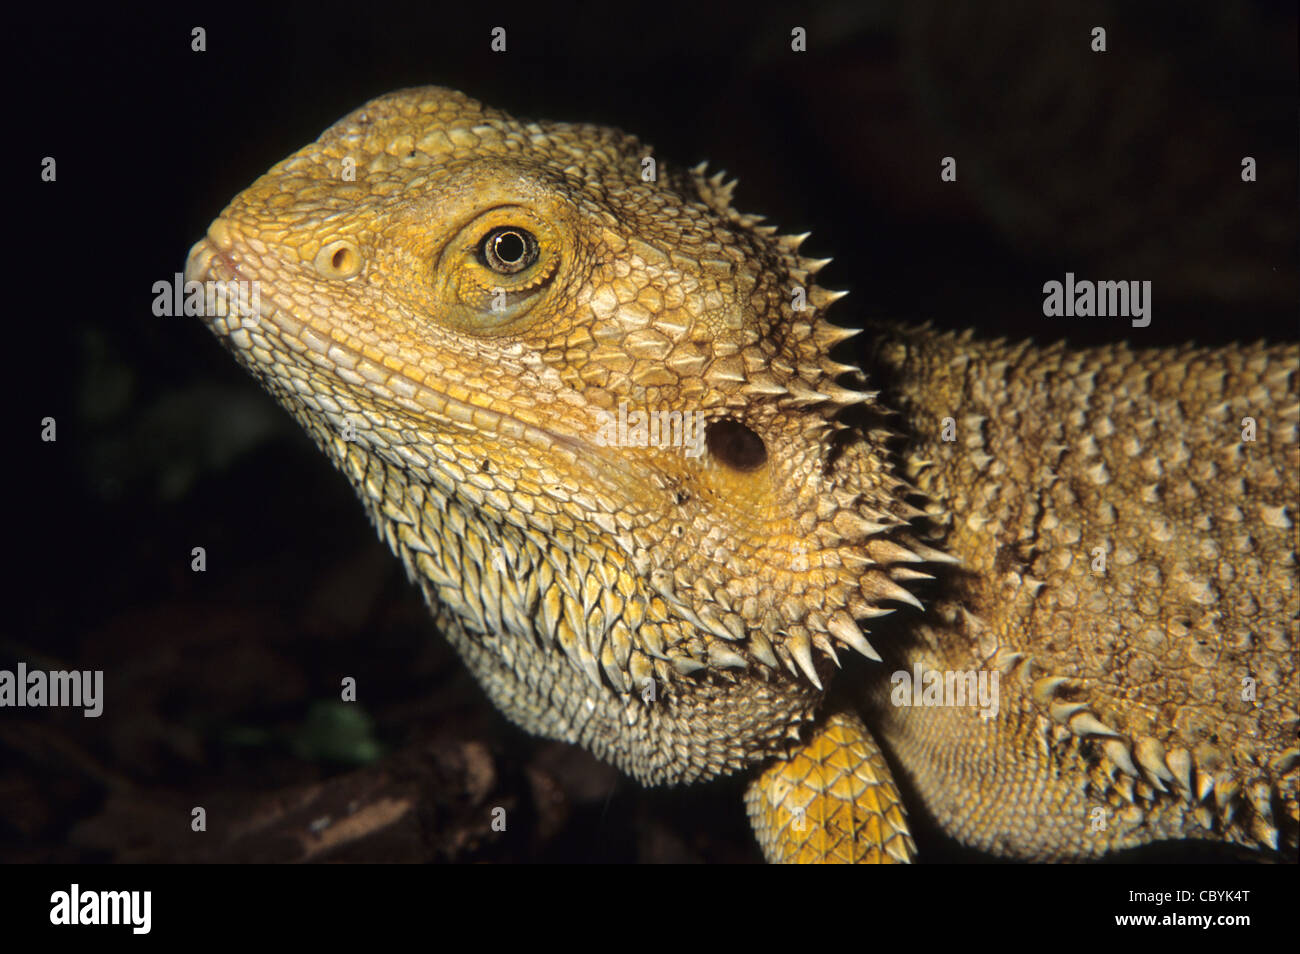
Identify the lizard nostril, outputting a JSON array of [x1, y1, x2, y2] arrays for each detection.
[[314, 239, 363, 279], [706, 419, 767, 471]]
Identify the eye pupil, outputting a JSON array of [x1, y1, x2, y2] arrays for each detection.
[[480, 226, 538, 274], [494, 231, 525, 263]]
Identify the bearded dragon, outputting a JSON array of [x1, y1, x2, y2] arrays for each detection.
[[185, 86, 1298, 863]]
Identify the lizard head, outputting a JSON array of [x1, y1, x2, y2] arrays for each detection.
[[187, 86, 948, 783]]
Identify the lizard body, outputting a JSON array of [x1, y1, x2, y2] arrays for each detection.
[[186, 87, 1298, 862], [866, 327, 1297, 858]]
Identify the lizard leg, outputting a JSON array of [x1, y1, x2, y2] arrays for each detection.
[[744, 709, 916, 863]]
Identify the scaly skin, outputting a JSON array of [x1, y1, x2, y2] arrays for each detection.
[[866, 328, 1298, 858], [186, 87, 1298, 862]]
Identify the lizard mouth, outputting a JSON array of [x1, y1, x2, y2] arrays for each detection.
[[183, 234, 598, 462]]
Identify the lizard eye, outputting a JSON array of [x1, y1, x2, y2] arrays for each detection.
[[432, 206, 559, 334], [479, 226, 538, 274]]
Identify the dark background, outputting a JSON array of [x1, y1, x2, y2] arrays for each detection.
[[4, 0, 1296, 863]]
